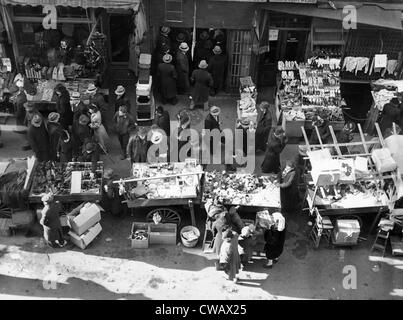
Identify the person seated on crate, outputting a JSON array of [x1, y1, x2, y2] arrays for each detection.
[[101, 168, 127, 217], [40, 193, 67, 248], [336, 122, 355, 155], [309, 114, 330, 145], [114, 85, 132, 113], [238, 225, 255, 265], [78, 141, 100, 173]]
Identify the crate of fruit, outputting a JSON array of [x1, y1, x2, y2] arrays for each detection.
[[130, 222, 150, 249]]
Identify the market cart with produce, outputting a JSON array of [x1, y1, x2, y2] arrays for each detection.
[[275, 57, 345, 138], [28, 160, 104, 207], [301, 122, 398, 246], [201, 170, 281, 252], [116, 160, 204, 227]]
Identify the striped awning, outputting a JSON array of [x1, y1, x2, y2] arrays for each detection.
[[0, 0, 140, 10]]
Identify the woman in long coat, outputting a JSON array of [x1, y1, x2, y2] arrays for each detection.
[[255, 102, 275, 152], [40, 194, 66, 247], [157, 54, 178, 105], [219, 229, 241, 283], [261, 127, 288, 174], [47, 112, 64, 161], [263, 212, 286, 268], [190, 60, 213, 110], [54, 84, 73, 130], [278, 160, 299, 213], [88, 104, 109, 152], [27, 115, 50, 162]]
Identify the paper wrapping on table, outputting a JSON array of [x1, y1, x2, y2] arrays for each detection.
[[68, 202, 102, 235], [311, 159, 340, 186], [354, 157, 369, 174], [371, 148, 397, 173], [339, 159, 356, 183], [70, 171, 82, 194], [69, 222, 102, 249], [385, 135, 403, 174]]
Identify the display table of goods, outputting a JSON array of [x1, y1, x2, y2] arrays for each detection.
[[203, 171, 281, 208], [29, 161, 103, 203], [122, 162, 204, 201], [307, 180, 389, 209], [278, 60, 345, 136]]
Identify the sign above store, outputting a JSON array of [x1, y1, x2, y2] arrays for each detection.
[[269, 0, 317, 3]]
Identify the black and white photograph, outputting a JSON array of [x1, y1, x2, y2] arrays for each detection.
[[0, 0, 402, 305]]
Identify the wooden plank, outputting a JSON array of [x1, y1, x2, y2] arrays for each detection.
[[301, 126, 311, 151], [374, 123, 385, 148], [314, 125, 324, 148], [357, 123, 369, 154], [329, 125, 342, 156]]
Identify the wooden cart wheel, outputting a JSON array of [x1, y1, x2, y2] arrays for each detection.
[[146, 208, 181, 226], [0, 203, 12, 218]]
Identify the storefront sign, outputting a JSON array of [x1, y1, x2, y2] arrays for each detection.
[[269, 29, 279, 41], [269, 0, 317, 3], [42, 5, 57, 30]]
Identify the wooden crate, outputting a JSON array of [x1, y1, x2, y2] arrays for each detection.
[[282, 118, 305, 137], [130, 222, 149, 249], [149, 223, 177, 245]]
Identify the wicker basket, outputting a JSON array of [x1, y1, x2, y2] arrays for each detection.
[[180, 226, 200, 248]]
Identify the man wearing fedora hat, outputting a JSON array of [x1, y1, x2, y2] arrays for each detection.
[[86, 83, 108, 130], [114, 85, 131, 113], [27, 114, 50, 162], [71, 114, 91, 160], [208, 46, 227, 96], [157, 54, 178, 105], [205, 106, 222, 155], [47, 112, 64, 161], [176, 42, 191, 94], [190, 60, 213, 111], [78, 141, 100, 173], [113, 104, 136, 160], [127, 126, 151, 164], [156, 26, 172, 52]]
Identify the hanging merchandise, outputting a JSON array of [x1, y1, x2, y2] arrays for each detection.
[[374, 54, 388, 69]]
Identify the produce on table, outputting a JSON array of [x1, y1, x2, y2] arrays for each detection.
[[203, 171, 281, 208]]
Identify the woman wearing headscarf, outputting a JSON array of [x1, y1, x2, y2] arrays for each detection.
[[238, 225, 254, 265], [278, 160, 299, 214], [157, 53, 178, 105], [219, 229, 241, 283], [255, 101, 276, 152], [54, 84, 73, 130], [263, 212, 286, 269], [88, 104, 110, 153], [40, 193, 66, 248], [261, 127, 288, 174]]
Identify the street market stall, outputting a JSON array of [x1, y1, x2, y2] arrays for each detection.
[[28, 160, 104, 205], [302, 122, 398, 245], [116, 160, 204, 227], [276, 57, 345, 138]]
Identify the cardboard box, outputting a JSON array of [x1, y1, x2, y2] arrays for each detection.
[[130, 222, 149, 249], [69, 222, 102, 249], [149, 223, 177, 245], [68, 202, 102, 236], [333, 219, 360, 244], [12, 210, 34, 226], [371, 148, 397, 173]]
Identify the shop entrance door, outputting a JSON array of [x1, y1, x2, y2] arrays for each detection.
[[109, 13, 132, 65], [227, 30, 252, 89]]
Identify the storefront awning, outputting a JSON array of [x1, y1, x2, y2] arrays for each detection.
[[0, 0, 140, 10], [262, 3, 403, 30]]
